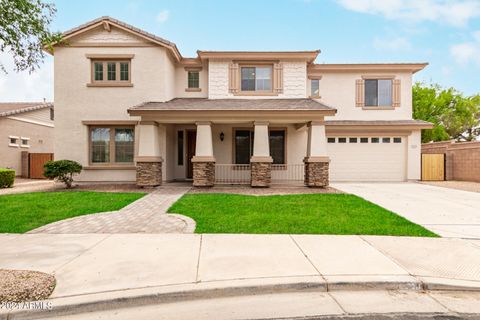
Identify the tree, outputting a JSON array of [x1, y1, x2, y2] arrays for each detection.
[[0, 0, 62, 73], [44, 160, 82, 188], [413, 82, 480, 143]]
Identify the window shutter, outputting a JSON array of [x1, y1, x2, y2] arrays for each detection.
[[392, 79, 401, 107], [355, 79, 365, 107], [229, 62, 239, 93], [274, 63, 283, 93]]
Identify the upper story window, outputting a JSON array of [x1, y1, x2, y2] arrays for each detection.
[[365, 79, 392, 107], [86, 54, 134, 87], [356, 77, 400, 108], [240, 66, 272, 92], [311, 79, 319, 97], [188, 71, 199, 89]]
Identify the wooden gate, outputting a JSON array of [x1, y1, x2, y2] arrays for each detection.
[[29, 153, 53, 179], [421, 154, 445, 181]]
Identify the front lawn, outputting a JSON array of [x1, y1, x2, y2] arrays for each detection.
[[0, 191, 145, 233], [168, 193, 437, 237]]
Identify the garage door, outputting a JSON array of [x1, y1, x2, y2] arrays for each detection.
[[328, 136, 406, 182]]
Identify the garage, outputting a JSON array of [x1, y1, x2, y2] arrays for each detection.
[[327, 136, 407, 181]]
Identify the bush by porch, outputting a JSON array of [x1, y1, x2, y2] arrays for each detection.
[[168, 193, 437, 237]]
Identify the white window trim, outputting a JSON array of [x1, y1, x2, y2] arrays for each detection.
[[20, 137, 30, 148], [8, 135, 19, 147]]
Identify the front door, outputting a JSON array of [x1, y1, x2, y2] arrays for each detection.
[[186, 130, 196, 179]]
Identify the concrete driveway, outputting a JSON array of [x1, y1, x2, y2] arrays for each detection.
[[332, 182, 480, 239]]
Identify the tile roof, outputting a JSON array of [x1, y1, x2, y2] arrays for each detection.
[[0, 102, 53, 117], [130, 98, 335, 111], [325, 120, 433, 127]]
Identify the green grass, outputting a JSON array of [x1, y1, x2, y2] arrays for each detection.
[[0, 191, 145, 233], [168, 193, 437, 237]]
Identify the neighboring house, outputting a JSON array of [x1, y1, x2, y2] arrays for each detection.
[[0, 102, 54, 175], [49, 16, 432, 187]]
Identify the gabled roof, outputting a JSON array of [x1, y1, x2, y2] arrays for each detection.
[[49, 16, 182, 61], [0, 102, 53, 117]]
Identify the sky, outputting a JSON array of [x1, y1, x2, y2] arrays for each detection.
[[1, 0, 480, 102]]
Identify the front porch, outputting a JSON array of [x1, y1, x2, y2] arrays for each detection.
[[128, 98, 336, 188]]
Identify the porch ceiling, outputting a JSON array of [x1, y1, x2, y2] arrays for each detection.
[[128, 98, 336, 123]]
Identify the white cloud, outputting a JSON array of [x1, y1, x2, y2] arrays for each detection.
[[336, 0, 480, 27], [0, 53, 53, 102], [450, 30, 480, 66], [373, 36, 412, 51], [156, 10, 170, 23]]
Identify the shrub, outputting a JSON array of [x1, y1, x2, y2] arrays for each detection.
[[43, 160, 82, 188], [0, 169, 15, 188]]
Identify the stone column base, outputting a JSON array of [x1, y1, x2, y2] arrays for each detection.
[[136, 157, 163, 187], [192, 156, 215, 187], [304, 156, 330, 188], [250, 156, 273, 188]]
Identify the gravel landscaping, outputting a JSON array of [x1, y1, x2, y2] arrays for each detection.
[[189, 185, 342, 196], [0, 269, 55, 302]]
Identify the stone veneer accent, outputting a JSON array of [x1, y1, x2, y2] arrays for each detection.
[[251, 162, 272, 187], [304, 160, 329, 188], [193, 161, 215, 187], [136, 161, 162, 187]]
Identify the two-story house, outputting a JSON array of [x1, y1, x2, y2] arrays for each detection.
[[50, 16, 432, 187]]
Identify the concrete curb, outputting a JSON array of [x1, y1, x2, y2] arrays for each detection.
[[4, 276, 480, 320]]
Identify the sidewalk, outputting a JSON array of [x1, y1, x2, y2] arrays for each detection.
[[1, 234, 480, 318]]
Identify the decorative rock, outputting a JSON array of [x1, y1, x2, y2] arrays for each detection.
[[193, 161, 215, 187], [251, 162, 272, 187], [304, 161, 329, 188], [136, 161, 162, 187]]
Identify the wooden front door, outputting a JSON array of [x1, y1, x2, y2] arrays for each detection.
[[29, 153, 53, 179], [421, 153, 445, 181], [186, 130, 196, 179]]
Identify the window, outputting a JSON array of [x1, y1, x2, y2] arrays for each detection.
[[349, 137, 358, 143], [91, 60, 131, 85], [269, 130, 285, 164], [107, 62, 116, 81], [49, 108, 54, 121], [382, 137, 391, 143], [371, 137, 380, 143], [241, 66, 272, 92], [327, 137, 335, 143], [234, 130, 253, 164], [177, 131, 184, 166], [360, 137, 369, 143], [311, 79, 320, 97], [90, 126, 134, 165], [120, 62, 129, 81], [8, 136, 18, 147], [21, 138, 30, 147], [338, 137, 347, 143], [234, 129, 286, 164], [188, 71, 200, 89], [365, 79, 392, 107], [393, 137, 402, 143], [94, 62, 103, 81]]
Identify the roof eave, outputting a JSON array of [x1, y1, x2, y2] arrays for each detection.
[[197, 50, 321, 63], [308, 63, 429, 74]]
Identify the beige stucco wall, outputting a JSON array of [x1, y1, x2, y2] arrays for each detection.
[[54, 26, 178, 182], [319, 71, 413, 121], [174, 63, 209, 98], [407, 130, 422, 180], [0, 116, 54, 175], [208, 60, 307, 99]]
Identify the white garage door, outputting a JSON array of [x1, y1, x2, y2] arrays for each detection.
[[328, 136, 407, 182]]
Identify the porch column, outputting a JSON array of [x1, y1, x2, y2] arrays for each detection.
[[192, 121, 215, 187], [250, 121, 273, 187], [304, 121, 330, 187], [135, 121, 163, 187]]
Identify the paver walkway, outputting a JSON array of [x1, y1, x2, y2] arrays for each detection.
[[28, 185, 194, 234]]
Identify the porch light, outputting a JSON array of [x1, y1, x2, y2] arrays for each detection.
[[220, 132, 225, 141]]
